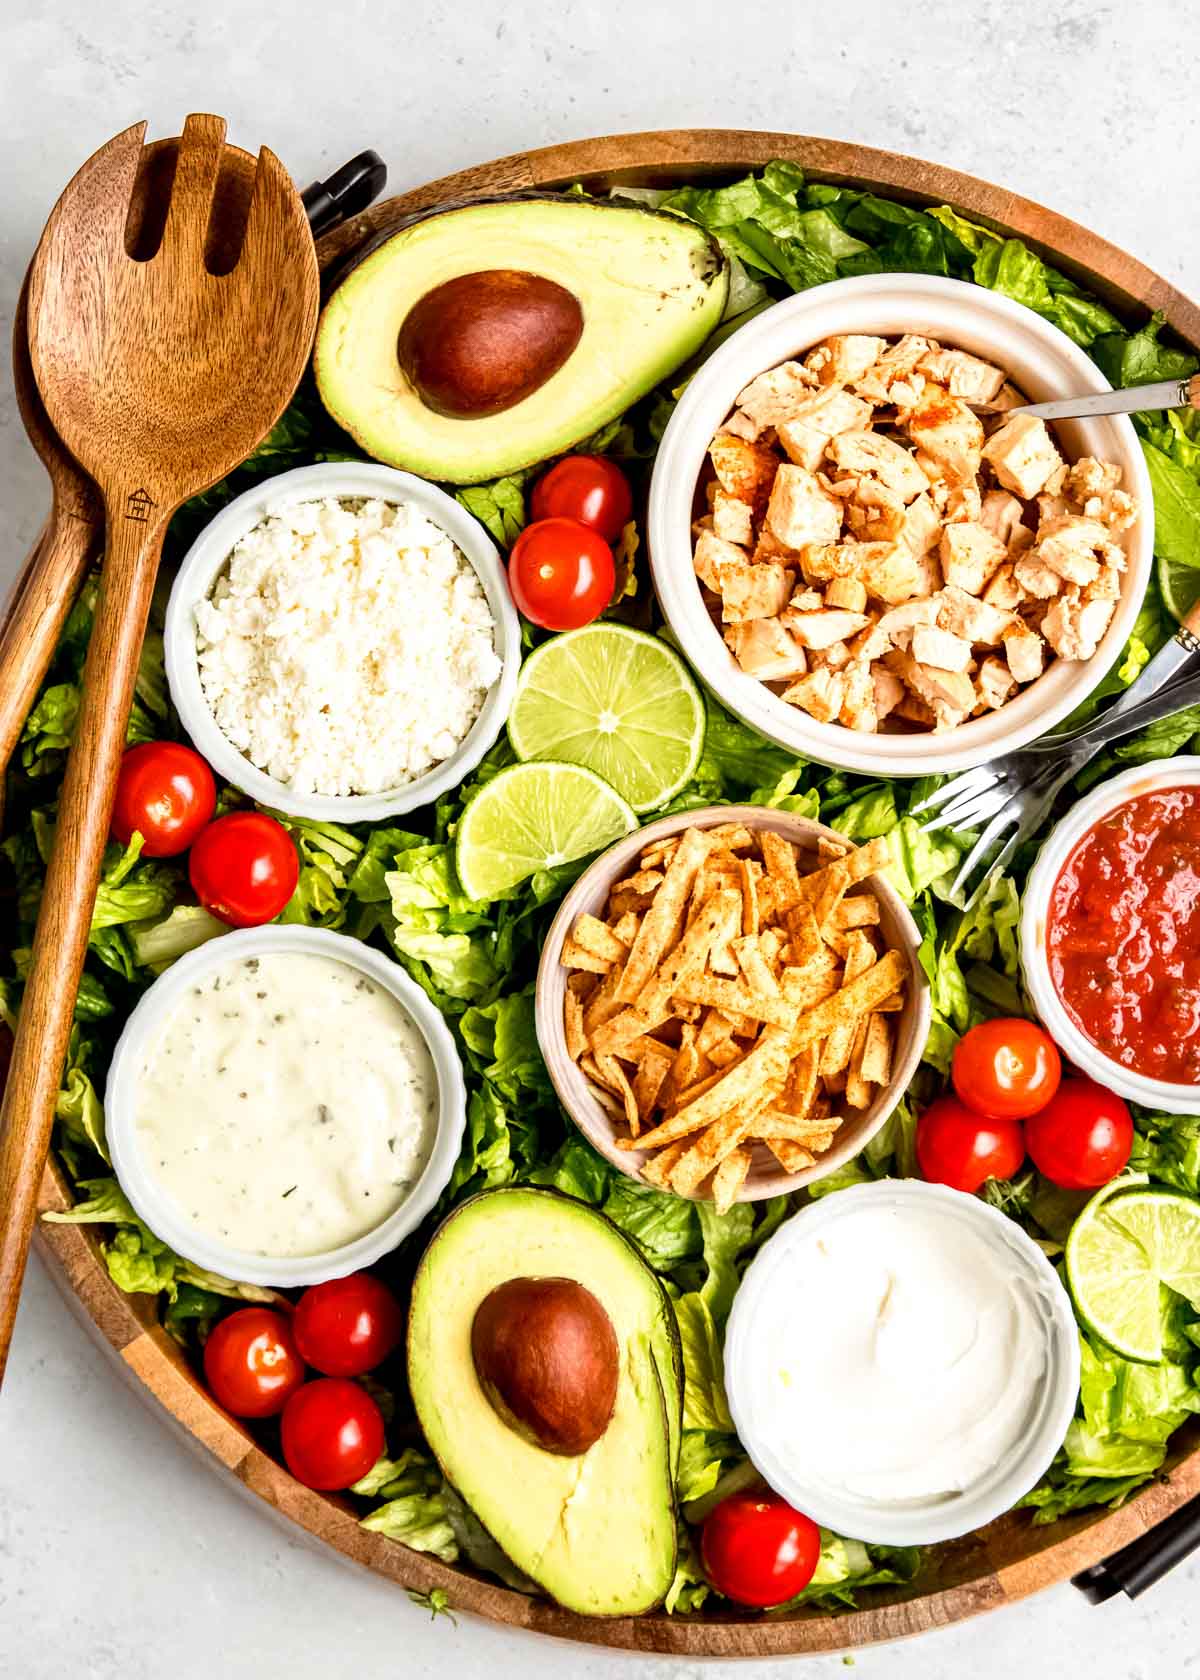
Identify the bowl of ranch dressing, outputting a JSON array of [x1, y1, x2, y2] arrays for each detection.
[[724, 1180, 1080, 1545], [105, 926, 466, 1286]]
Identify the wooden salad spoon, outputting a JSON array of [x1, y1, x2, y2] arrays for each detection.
[[0, 114, 319, 1382]]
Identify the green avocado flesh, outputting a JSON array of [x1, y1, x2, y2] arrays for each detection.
[[407, 1187, 682, 1616], [314, 196, 728, 484]]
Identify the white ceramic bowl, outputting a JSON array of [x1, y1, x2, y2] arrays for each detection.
[[724, 1180, 1081, 1546], [1021, 757, 1200, 1114], [648, 274, 1153, 776], [105, 925, 467, 1287], [164, 461, 522, 822]]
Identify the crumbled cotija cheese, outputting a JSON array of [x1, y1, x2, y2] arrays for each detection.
[[194, 497, 502, 796]]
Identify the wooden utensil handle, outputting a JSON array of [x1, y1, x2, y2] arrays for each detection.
[[0, 506, 166, 1381], [0, 511, 97, 788]]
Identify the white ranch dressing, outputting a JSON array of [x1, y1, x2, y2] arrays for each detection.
[[736, 1200, 1047, 1507], [133, 952, 436, 1258]]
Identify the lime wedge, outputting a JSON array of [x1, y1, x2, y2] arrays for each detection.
[[507, 625, 705, 813], [455, 761, 637, 901], [1158, 548, 1200, 626], [1066, 1186, 1200, 1363]]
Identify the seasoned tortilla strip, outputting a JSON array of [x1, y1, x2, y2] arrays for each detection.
[[567, 969, 598, 1000], [596, 1053, 640, 1132], [704, 822, 756, 850], [591, 1002, 674, 1056], [665, 1064, 728, 1116], [672, 974, 794, 1029], [633, 1051, 674, 1122], [621, 1034, 676, 1068], [732, 934, 780, 1000], [669, 1110, 754, 1197], [759, 828, 803, 911], [832, 894, 881, 929], [615, 827, 710, 1003], [696, 1008, 734, 1055], [820, 930, 875, 1078], [779, 951, 842, 1012], [638, 1136, 691, 1189], [764, 1136, 816, 1173], [787, 904, 824, 967], [738, 856, 760, 937], [635, 887, 742, 1018], [754, 1108, 841, 1142], [611, 910, 642, 945], [629, 1026, 793, 1148], [874, 992, 904, 1014], [639, 837, 679, 870], [582, 964, 628, 1036], [571, 913, 632, 962], [712, 1145, 753, 1214], [845, 836, 891, 883], [612, 867, 665, 896], [812, 860, 852, 931], [609, 888, 657, 917], [707, 1039, 742, 1069], [564, 987, 588, 1060], [561, 938, 613, 974], [581, 1052, 621, 1093], [778, 1044, 820, 1117], [859, 1011, 892, 1084], [817, 837, 850, 861], [656, 1026, 700, 1113], [791, 949, 906, 1050]]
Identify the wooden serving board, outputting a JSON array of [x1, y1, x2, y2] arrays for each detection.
[[27, 129, 1200, 1658]]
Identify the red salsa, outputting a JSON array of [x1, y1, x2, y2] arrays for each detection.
[[1048, 787, 1200, 1085]]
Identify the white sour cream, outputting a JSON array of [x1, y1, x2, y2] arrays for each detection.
[[733, 1198, 1049, 1508], [133, 952, 436, 1259]]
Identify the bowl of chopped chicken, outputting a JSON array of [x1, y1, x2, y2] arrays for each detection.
[[648, 275, 1152, 773]]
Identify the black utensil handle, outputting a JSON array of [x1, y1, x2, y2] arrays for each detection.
[[302, 150, 388, 236], [1073, 1490, 1200, 1603]]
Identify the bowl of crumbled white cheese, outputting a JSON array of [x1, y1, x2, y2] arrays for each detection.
[[164, 462, 521, 820]]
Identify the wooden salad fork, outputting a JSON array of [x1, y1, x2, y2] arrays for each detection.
[[0, 114, 319, 1382]]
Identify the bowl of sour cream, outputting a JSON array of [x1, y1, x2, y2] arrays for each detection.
[[105, 925, 466, 1287], [724, 1180, 1080, 1546]]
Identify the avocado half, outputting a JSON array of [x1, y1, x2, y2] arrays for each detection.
[[314, 194, 728, 484], [407, 1186, 682, 1617]]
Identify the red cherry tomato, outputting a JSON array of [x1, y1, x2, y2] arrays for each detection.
[[188, 810, 299, 927], [507, 517, 615, 631], [530, 455, 633, 544], [110, 741, 216, 857], [293, 1273, 404, 1378], [952, 1018, 1062, 1121], [1024, 1076, 1133, 1190], [280, 1377, 385, 1491], [700, 1488, 821, 1608], [203, 1307, 305, 1419], [916, 1093, 1026, 1193]]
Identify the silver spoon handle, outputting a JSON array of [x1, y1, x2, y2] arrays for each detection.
[[1038, 663, 1200, 754]]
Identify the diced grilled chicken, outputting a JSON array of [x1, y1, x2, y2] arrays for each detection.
[[693, 528, 748, 593], [1041, 591, 1115, 661], [907, 388, 985, 485], [1003, 628, 1045, 684], [935, 584, 1014, 645], [885, 649, 975, 730], [911, 625, 973, 672], [826, 429, 930, 502], [725, 619, 809, 680], [734, 360, 819, 432], [872, 662, 906, 721], [765, 464, 844, 549], [709, 432, 780, 509], [806, 334, 887, 386], [839, 660, 878, 731], [711, 490, 754, 545], [1034, 515, 1111, 587], [809, 638, 853, 671], [1013, 550, 1064, 599], [939, 522, 1007, 594], [981, 413, 1063, 499], [980, 489, 1029, 548], [900, 492, 942, 556], [787, 609, 872, 650], [854, 335, 933, 403], [718, 561, 795, 622], [876, 597, 940, 645], [916, 346, 1007, 404], [824, 576, 869, 613], [781, 667, 845, 722], [975, 654, 1017, 711]]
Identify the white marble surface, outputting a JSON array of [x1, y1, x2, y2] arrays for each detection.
[[2, 1, 1198, 1674]]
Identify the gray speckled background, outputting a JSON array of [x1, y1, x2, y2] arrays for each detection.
[[1, 1, 1197, 1674]]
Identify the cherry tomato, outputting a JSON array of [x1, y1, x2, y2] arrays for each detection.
[[188, 810, 299, 927], [952, 1018, 1062, 1121], [916, 1093, 1026, 1193], [293, 1273, 404, 1378], [280, 1377, 385, 1491], [530, 455, 633, 544], [700, 1488, 821, 1608], [110, 741, 216, 857], [1024, 1076, 1133, 1190], [507, 517, 615, 631], [203, 1307, 305, 1419]]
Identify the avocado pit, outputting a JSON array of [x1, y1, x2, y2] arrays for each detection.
[[397, 269, 583, 419], [471, 1275, 619, 1456]]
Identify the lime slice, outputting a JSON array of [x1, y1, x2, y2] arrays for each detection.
[[1066, 1186, 1200, 1363], [1158, 548, 1200, 626], [455, 761, 637, 901], [507, 625, 705, 813]]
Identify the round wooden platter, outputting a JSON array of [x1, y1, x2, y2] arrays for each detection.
[[28, 130, 1200, 1658]]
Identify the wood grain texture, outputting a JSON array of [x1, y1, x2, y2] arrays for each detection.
[[0, 114, 319, 1381], [18, 127, 1200, 1655]]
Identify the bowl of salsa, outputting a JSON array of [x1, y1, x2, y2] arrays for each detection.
[[1021, 759, 1200, 1114]]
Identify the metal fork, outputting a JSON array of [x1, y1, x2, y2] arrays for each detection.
[[912, 626, 1200, 906]]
